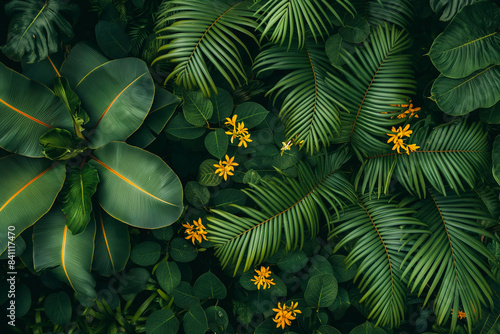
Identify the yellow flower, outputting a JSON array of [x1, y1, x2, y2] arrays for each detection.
[[272, 302, 300, 329], [458, 310, 466, 319], [251, 266, 276, 290], [225, 115, 237, 127], [236, 122, 248, 135], [222, 155, 239, 170], [182, 218, 208, 244], [280, 140, 293, 156], [399, 124, 412, 138], [213, 155, 238, 181], [390, 100, 420, 119], [238, 132, 252, 148], [406, 143, 420, 154], [387, 124, 418, 155]]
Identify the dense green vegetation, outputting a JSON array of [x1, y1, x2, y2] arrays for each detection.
[[0, 0, 499, 333]]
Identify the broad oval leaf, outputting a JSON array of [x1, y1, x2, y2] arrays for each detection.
[[0, 155, 66, 253], [339, 14, 370, 43], [304, 273, 338, 309], [156, 261, 181, 294], [170, 237, 198, 263], [1, 0, 77, 63], [206, 306, 229, 333], [90, 142, 183, 228], [480, 102, 500, 124], [131, 241, 161, 266], [171, 281, 200, 309], [33, 209, 97, 303], [193, 271, 227, 299], [183, 304, 208, 334], [0, 63, 73, 157], [44, 292, 72, 325], [74, 58, 155, 148], [183, 90, 213, 126], [61, 163, 100, 235], [431, 65, 500, 115], [164, 114, 207, 139], [60, 42, 109, 89], [350, 322, 386, 334], [204, 129, 228, 160], [92, 208, 130, 276], [197, 159, 222, 186], [185, 181, 210, 207], [429, 1, 500, 78], [146, 309, 179, 334], [233, 102, 269, 129]]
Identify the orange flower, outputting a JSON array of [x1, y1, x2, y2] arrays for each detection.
[[182, 218, 208, 244], [272, 302, 301, 329], [250, 266, 276, 290]]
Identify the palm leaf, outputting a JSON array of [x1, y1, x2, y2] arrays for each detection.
[[253, 0, 355, 49], [355, 120, 490, 198], [207, 150, 356, 275], [401, 189, 497, 333], [329, 194, 425, 327], [253, 40, 341, 152], [326, 23, 416, 158], [351, 0, 414, 31], [152, 0, 259, 97]]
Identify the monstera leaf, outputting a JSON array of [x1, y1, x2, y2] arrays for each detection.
[[1, 0, 78, 63], [429, 1, 500, 78]]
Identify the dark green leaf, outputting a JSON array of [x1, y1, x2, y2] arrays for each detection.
[[131, 242, 161, 266], [213, 189, 247, 213], [156, 261, 181, 294], [183, 90, 213, 126], [146, 309, 179, 334], [329, 255, 357, 283], [171, 281, 200, 309], [277, 250, 308, 273], [204, 129, 228, 160], [233, 102, 268, 128], [208, 88, 233, 125], [197, 159, 222, 186], [165, 114, 207, 139], [183, 304, 208, 334], [95, 20, 131, 59], [170, 238, 198, 263], [39, 128, 85, 160], [206, 305, 229, 333], [304, 273, 338, 308], [61, 164, 99, 235], [325, 34, 345, 67], [185, 181, 210, 207], [152, 226, 174, 241], [339, 14, 370, 43], [193, 272, 227, 299], [44, 292, 71, 325]]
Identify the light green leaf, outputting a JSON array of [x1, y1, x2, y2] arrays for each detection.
[[204, 129, 228, 160], [429, 1, 500, 77], [0, 63, 74, 157], [33, 209, 96, 302], [92, 208, 130, 276], [183, 90, 213, 126], [164, 114, 207, 139], [156, 261, 181, 294], [61, 163, 99, 235], [431, 65, 500, 115], [74, 58, 155, 148], [0, 155, 66, 253], [304, 273, 338, 308], [193, 271, 227, 299], [89, 142, 183, 228], [39, 128, 86, 161]]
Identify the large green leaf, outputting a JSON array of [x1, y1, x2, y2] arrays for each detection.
[[73, 58, 155, 148], [61, 163, 100, 235], [183, 89, 213, 126], [193, 271, 227, 299], [60, 42, 109, 89], [429, 1, 500, 78], [92, 208, 130, 276], [430, 0, 476, 21], [430, 65, 500, 116], [128, 87, 180, 148], [95, 20, 132, 59], [304, 273, 338, 309], [44, 292, 72, 325], [89, 142, 183, 228], [146, 309, 179, 334], [33, 209, 97, 303], [0, 155, 66, 253], [1, 0, 77, 63], [204, 129, 228, 160], [164, 114, 207, 139], [0, 63, 73, 157]]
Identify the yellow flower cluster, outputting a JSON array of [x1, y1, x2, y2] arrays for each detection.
[[213, 154, 239, 181], [384, 100, 421, 119], [225, 115, 252, 148], [280, 135, 304, 156], [451, 308, 466, 320], [272, 301, 301, 329], [386, 124, 420, 155], [250, 266, 276, 290], [182, 218, 208, 244]]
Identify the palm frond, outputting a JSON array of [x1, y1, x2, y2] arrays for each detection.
[[329, 194, 425, 327], [351, 0, 414, 31], [253, 40, 341, 152], [355, 120, 490, 198], [401, 189, 497, 333], [152, 0, 259, 97], [253, 0, 355, 49], [326, 23, 416, 157], [207, 150, 356, 275]]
